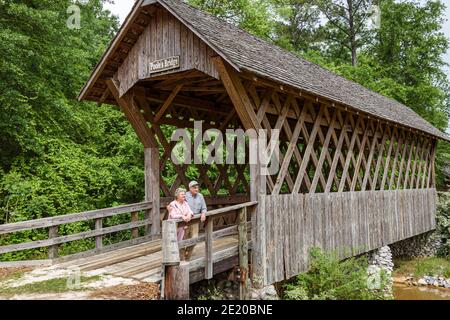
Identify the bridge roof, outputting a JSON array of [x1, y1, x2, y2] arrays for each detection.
[[79, 0, 449, 141]]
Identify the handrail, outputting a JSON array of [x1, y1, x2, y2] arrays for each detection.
[[0, 201, 153, 259], [171, 201, 258, 224], [0, 202, 152, 234]]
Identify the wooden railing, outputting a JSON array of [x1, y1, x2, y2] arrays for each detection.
[[0, 202, 153, 261], [161, 201, 257, 300]]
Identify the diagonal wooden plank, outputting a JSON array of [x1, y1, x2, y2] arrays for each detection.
[[293, 105, 325, 193], [154, 84, 184, 122], [351, 118, 371, 191], [325, 112, 351, 192], [107, 79, 157, 148], [361, 121, 382, 191], [308, 104, 338, 190], [335, 111, 357, 188], [417, 140, 431, 189], [280, 98, 313, 191], [403, 136, 417, 189], [372, 125, 390, 190], [272, 106, 308, 194], [213, 57, 261, 131], [310, 108, 338, 193], [396, 131, 409, 190], [408, 137, 422, 189], [380, 127, 398, 190], [388, 131, 404, 190], [338, 116, 363, 192]]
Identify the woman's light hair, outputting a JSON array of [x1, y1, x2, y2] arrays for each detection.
[[174, 187, 187, 198]]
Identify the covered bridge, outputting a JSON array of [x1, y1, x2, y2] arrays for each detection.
[[1, 0, 448, 299]]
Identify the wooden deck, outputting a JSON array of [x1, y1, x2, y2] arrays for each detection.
[[55, 235, 241, 284]]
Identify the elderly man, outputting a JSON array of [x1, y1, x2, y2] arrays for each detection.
[[184, 181, 207, 259]]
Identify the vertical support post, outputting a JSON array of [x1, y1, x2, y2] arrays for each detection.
[[164, 262, 190, 300], [48, 226, 59, 259], [95, 218, 103, 249], [161, 220, 190, 300], [250, 150, 267, 287], [205, 217, 214, 279], [238, 207, 248, 299], [131, 212, 139, 239], [145, 147, 160, 236]]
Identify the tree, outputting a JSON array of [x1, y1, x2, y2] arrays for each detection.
[[317, 0, 375, 66], [0, 0, 146, 260], [271, 0, 322, 53], [187, 0, 273, 39]]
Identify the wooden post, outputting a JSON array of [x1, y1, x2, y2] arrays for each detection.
[[145, 147, 160, 236], [164, 262, 190, 300], [238, 207, 248, 299], [48, 226, 59, 259], [131, 212, 139, 239], [205, 217, 213, 279], [250, 154, 267, 287], [95, 218, 103, 249], [162, 221, 180, 266], [161, 220, 190, 300]]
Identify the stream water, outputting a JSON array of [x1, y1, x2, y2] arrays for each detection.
[[393, 284, 450, 300]]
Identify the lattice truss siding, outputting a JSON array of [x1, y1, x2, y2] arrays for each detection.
[[131, 85, 250, 199], [127, 72, 436, 198], [243, 84, 437, 195]]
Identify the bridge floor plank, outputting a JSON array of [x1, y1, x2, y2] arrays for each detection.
[[52, 235, 240, 284]]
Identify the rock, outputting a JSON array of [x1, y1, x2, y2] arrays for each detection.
[[417, 279, 427, 286], [263, 285, 277, 297]]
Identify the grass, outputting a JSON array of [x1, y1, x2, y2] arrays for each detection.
[[394, 257, 450, 278], [0, 275, 100, 298]]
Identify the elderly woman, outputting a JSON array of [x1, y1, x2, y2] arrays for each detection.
[[167, 188, 194, 241]]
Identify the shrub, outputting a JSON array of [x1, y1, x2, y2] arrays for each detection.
[[283, 248, 390, 300], [436, 192, 450, 257]]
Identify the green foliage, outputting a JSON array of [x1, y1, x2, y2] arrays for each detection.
[[283, 248, 390, 300], [436, 192, 450, 256], [394, 256, 450, 278], [187, 0, 274, 39], [0, 1, 145, 260]]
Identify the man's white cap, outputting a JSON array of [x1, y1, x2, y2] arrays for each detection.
[[189, 181, 200, 188]]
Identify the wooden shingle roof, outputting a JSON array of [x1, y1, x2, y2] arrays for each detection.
[[80, 0, 449, 141]]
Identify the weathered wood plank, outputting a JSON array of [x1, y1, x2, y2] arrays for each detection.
[[0, 202, 152, 235], [204, 217, 214, 279], [0, 219, 152, 255], [161, 220, 180, 266]]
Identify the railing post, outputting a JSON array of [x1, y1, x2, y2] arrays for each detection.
[[238, 207, 248, 299], [95, 218, 103, 249], [161, 220, 189, 300], [48, 226, 59, 259], [131, 212, 139, 238], [205, 216, 213, 279]]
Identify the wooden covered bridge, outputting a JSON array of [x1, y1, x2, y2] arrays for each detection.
[[1, 0, 448, 299]]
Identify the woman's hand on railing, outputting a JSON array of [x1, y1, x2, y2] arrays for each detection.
[[182, 214, 191, 223]]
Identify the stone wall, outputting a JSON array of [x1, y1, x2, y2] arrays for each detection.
[[389, 231, 443, 258]]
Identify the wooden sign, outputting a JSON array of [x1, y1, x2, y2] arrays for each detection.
[[148, 56, 180, 74]]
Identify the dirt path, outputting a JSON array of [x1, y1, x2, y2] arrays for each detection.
[[0, 266, 159, 300]]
